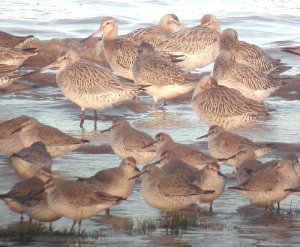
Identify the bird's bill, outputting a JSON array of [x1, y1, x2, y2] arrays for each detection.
[[177, 23, 185, 30], [134, 166, 141, 173], [12, 61, 60, 79], [218, 150, 243, 162], [32, 178, 52, 196], [18, 69, 45, 78], [147, 159, 161, 166], [196, 133, 209, 140], [218, 171, 227, 178], [128, 170, 146, 180], [80, 27, 102, 43], [40, 60, 62, 70], [141, 140, 157, 149], [100, 126, 112, 133]]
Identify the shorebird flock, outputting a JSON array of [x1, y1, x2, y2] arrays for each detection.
[[0, 13, 300, 233]]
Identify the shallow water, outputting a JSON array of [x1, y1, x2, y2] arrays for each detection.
[[1, 0, 300, 246]]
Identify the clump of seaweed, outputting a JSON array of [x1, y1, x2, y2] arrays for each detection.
[[129, 212, 238, 235], [160, 213, 197, 235], [0, 222, 107, 245], [135, 218, 158, 234]]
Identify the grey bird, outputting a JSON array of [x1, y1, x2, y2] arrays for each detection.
[[100, 117, 156, 165], [78, 157, 140, 215], [10, 141, 52, 179], [198, 125, 275, 169]]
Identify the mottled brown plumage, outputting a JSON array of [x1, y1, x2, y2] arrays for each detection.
[[0, 45, 36, 68], [213, 50, 286, 102], [39, 50, 144, 127], [157, 14, 221, 71], [99, 16, 138, 80], [192, 75, 269, 129], [220, 28, 289, 73], [123, 14, 183, 46], [133, 42, 197, 103]]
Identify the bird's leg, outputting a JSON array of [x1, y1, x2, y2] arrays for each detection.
[[94, 110, 98, 130], [37, 221, 41, 229], [209, 202, 213, 213], [232, 167, 237, 175], [265, 204, 273, 215], [78, 219, 82, 235], [70, 220, 77, 232], [277, 202, 280, 214], [80, 109, 86, 128], [105, 208, 110, 216], [49, 222, 53, 231], [20, 213, 23, 224]]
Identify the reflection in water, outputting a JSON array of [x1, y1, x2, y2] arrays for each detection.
[[236, 204, 300, 245], [135, 109, 190, 130]]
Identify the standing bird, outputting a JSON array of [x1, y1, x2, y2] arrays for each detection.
[[78, 157, 140, 215], [190, 163, 226, 212], [212, 50, 287, 102], [154, 150, 225, 212], [0, 167, 60, 226], [132, 42, 198, 104], [192, 75, 269, 129], [130, 164, 214, 212], [0, 115, 88, 157], [81, 16, 138, 80], [236, 153, 298, 187], [219, 28, 290, 74], [197, 125, 275, 169], [156, 14, 221, 71], [123, 14, 184, 47], [10, 141, 52, 179], [37, 50, 145, 128], [229, 158, 299, 211], [41, 175, 124, 233], [143, 132, 216, 170], [100, 117, 156, 164]]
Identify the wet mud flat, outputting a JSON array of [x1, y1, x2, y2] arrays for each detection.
[[1, 4, 300, 246], [0, 40, 300, 246]]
